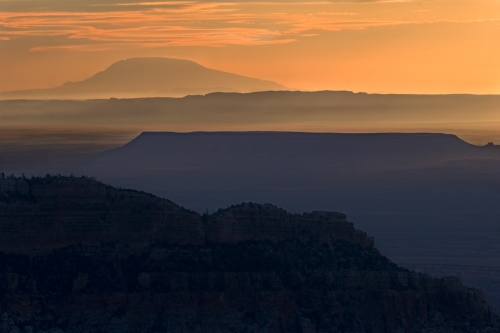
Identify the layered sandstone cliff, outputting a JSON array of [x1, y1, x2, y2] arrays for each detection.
[[0, 176, 498, 333]]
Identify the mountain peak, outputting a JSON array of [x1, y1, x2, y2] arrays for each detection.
[[104, 57, 205, 72], [0, 57, 287, 100]]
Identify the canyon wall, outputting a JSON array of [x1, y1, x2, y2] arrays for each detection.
[[0, 176, 498, 333]]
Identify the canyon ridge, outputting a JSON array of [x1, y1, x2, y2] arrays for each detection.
[[0, 176, 499, 333]]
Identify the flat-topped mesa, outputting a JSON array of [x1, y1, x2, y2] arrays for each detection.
[[206, 203, 374, 248], [0, 176, 373, 253]]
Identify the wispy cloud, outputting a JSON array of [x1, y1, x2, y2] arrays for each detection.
[[0, 1, 498, 51], [0, 5, 297, 48]]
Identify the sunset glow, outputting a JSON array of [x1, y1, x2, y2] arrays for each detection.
[[1, 0, 499, 93]]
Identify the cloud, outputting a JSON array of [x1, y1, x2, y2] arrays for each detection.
[[0, 5, 299, 49], [1, 0, 498, 51], [0, 3, 351, 49]]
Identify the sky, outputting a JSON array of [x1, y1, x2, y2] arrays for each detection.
[[1, 0, 499, 94]]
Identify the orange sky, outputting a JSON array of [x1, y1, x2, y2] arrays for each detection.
[[1, 0, 499, 94]]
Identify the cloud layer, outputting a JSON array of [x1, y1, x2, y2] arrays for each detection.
[[2, 1, 498, 50]]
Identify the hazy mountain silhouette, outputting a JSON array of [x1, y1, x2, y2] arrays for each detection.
[[0, 58, 287, 100]]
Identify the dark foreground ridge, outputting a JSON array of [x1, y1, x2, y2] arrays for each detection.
[[0, 176, 499, 333]]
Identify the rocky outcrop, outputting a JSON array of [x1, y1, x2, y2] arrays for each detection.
[[404, 264, 500, 312], [206, 203, 373, 248], [0, 176, 499, 333]]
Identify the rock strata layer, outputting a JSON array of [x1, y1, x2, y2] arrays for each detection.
[[0, 176, 499, 333]]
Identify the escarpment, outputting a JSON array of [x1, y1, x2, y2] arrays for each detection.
[[0, 176, 499, 333]]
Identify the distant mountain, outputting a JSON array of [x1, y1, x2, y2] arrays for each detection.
[[0, 58, 287, 100]]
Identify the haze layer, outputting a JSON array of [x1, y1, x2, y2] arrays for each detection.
[[2, 91, 500, 145]]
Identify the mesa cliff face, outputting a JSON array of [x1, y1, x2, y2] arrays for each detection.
[[0, 176, 499, 333]]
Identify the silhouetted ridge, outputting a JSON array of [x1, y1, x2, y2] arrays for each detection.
[[0, 175, 499, 332]]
